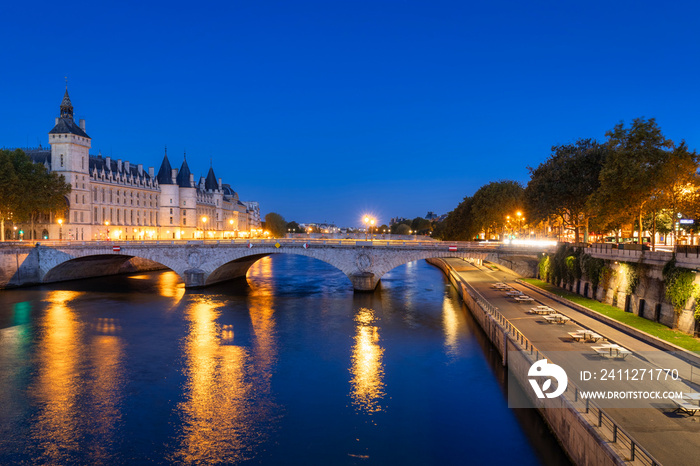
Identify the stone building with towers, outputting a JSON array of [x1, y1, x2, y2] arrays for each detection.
[[12, 88, 260, 241]]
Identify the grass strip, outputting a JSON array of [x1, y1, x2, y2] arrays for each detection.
[[522, 278, 700, 352]]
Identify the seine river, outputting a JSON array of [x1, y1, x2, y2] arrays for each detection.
[[0, 255, 569, 465]]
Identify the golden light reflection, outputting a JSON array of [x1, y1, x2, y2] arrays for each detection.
[[87, 334, 123, 462], [350, 308, 385, 414], [171, 296, 272, 464], [31, 290, 82, 463], [248, 284, 278, 387], [442, 297, 465, 359], [156, 271, 186, 300]]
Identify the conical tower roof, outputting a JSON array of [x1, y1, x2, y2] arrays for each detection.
[[176, 155, 192, 187], [156, 149, 173, 184], [205, 166, 218, 191]]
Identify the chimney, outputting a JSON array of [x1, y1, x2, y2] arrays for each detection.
[[79, 119, 86, 131], [218, 178, 222, 190], [148, 167, 154, 177], [55, 117, 59, 125], [138, 164, 143, 175], [125, 161, 130, 172], [117, 159, 122, 171], [171, 168, 177, 183], [189, 173, 194, 187], [106, 156, 111, 169]]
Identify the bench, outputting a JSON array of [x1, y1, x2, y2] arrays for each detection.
[[673, 399, 700, 416]]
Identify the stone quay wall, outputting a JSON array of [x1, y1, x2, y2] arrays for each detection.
[[427, 258, 628, 466]]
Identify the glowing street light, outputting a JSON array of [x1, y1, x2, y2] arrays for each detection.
[[57, 218, 63, 240]]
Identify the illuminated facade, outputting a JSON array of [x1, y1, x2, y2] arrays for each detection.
[[17, 88, 260, 240]]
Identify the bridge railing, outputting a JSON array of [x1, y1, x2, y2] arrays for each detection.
[[453, 273, 660, 465], [1, 239, 553, 253]]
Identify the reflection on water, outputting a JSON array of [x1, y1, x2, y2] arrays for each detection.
[[88, 333, 123, 462], [0, 256, 568, 465], [442, 294, 465, 360], [350, 307, 385, 414], [171, 288, 278, 464], [156, 271, 186, 300], [31, 290, 83, 464]]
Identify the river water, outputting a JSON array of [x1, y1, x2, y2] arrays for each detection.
[[0, 255, 569, 465]]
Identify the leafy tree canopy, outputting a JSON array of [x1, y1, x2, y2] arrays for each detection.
[[264, 212, 287, 238]]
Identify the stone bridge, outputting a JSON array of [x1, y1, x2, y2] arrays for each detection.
[[0, 239, 549, 291]]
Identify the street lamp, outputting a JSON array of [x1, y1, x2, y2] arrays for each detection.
[[516, 211, 522, 237], [105, 221, 110, 240], [58, 218, 63, 240], [202, 216, 207, 239], [370, 218, 375, 240]]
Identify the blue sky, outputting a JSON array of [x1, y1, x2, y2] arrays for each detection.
[[2, 1, 699, 227]]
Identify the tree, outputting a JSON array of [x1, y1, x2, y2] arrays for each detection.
[[0, 150, 19, 241], [264, 212, 287, 238], [390, 219, 411, 234], [286, 221, 302, 233], [525, 139, 607, 243], [395, 224, 411, 235], [411, 217, 432, 234], [594, 118, 673, 240], [437, 196, 478, 240], [470, 180, 524, 239], [3, 149, 71, 240]]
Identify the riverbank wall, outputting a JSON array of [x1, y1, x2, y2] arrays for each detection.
[[427, 258, 639, 466]]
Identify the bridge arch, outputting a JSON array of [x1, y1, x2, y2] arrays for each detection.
[[38, 249, 185, 285], [25, 241, 543, 291]]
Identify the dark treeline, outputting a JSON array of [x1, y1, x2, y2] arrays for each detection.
[[434, 118, 700, 248]]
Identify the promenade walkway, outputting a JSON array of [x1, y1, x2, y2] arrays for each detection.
[[442, 258, 700, 466]]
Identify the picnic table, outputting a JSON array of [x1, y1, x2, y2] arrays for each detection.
[[544, 314, 571, 324], [529, 307, 555, 315], [591, 344, 632, 359], [568, 330, 603, 342]]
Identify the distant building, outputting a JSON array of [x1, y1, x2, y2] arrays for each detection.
[[10, 88, 261, 240], [390, 217, 409, 226], [425, 211, 438, 220]]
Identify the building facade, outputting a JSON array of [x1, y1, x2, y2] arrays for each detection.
[[13, 88, 260, 241]]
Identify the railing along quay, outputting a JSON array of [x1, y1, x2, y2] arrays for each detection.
[[452, 272, 661, 466]]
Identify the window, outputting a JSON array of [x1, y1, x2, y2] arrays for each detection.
[[75, 194, 78, 204], [80, 212, 84, 222], [94, 207, 97, 221], [183, 217, 186, 225], [82, 195, 85, 204], [82, 157, 84, 169], [170, 217, 173, 224], [60, 154, 64, 167], [183, 200, 186, 206], [117, 210, 120, 223], [93, 188, 97, 201], [170, 208, 173, 214]]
